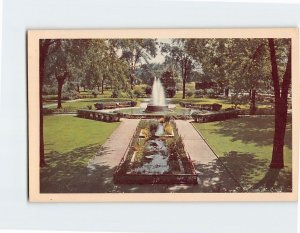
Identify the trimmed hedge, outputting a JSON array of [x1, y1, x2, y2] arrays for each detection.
[[180, 102, 222, 111], [77, 109, 122, 122], [191, 109, 238, 123], [94, 101, 137, 110]]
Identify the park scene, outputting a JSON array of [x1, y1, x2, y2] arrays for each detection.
[[40, 38, 292, 193]]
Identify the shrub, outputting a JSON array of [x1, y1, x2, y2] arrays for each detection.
[[145, 85, 152, 95], [43, 108, 54, 115], [164, 123, 173, 135], [186, 90, 194, 98], [111, 89, 121, 98], [164, 115, 171, 123], [149, 121, 159, 138], [43, 85, 57, 95], [87, 105, 92, 110], [133, 85, 144, 98], [206, 89, 217, 98], [194, 90, 205, 98], [130, 101, 137, 107], [231, 94, 249, 109], [166, 87, 176, 98], [92, 91, 99, 98], [140, 128, 150, 139], [167, 136, 185, 160]]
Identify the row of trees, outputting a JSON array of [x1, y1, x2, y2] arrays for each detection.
[[40, 38, 291, 169], [161, 38, 291, 169]]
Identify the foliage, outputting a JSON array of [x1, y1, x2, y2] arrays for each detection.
[[166, 136, 185, 160], [145, 85, 152, 95], [164, 123, 173, 135], [111, 89, 121, 98], [133, 85, 144, 98], [194, 90, 205, 98], [231, 93, 249, 109], [166, 87, 176, 98], [185, 89, 194, 98], [149, 121, 159, 138]]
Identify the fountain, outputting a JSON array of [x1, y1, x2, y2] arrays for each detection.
[[145, 77, 169, 112]]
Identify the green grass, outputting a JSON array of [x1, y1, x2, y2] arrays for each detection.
[[44, 97, 143, 112], [44, 115, 120, 153], [171, 92, 273, 111], [41, 115, 120, 192], [193, 116, 292, 191]]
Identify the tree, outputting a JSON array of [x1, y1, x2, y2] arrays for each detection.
[[268, 38, 291, 168], [119, 39, 157, 89], [162, 39, 200, 99], [39, 39, 55, 167], [45, 39, 89, 108]]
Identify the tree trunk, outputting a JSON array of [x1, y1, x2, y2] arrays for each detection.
[[39, 40, 53, 167], [77, 84, 80, 92], [249, 89, 252, 99], [83, 85, 85, 91], [182, 60, 186, 99], [97, 85, 100, 91], [225, 88, 229, 97], [268, 38, 291, 169], [250, 89, 256, 115], [57, 79, 64, 109], [101, 76, 105, 94], [130, 74, 134, 90]]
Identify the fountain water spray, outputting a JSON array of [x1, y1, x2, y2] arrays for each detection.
[[151, 77, 166, 106], [145, 77, 168, 112]]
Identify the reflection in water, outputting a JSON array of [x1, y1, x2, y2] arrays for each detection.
[[134, 139, 170, 174]]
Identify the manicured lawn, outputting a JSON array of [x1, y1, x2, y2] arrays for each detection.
[[41, 115, 120, 192], [171, 91, 274, 111], [193, 116, 292, 191], [44, 97, 143, 112]]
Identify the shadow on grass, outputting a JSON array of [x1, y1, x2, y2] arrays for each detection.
[[250, 168, 292, 192], [211, 116, 292, 149], [40, 146, 292, 193], [40, 144, 102, 193]]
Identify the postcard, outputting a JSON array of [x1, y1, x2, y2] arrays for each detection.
[[28, 29, 299, 201]]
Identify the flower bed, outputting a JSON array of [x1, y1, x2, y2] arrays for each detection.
[[113, 118, 198, 185]]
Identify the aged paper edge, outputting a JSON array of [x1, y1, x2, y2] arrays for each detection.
[[28, 28, 299, 202]]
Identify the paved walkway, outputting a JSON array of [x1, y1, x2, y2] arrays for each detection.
[[90, 118, 140, 168], [173, 120, 242, 192], [72, 119, 241, 193], [175, 120, 218, 165]]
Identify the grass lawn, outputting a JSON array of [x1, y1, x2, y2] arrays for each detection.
[[41, 115, 120, 192], [44, 97, 143, 112], [193, 116, 292, 192]]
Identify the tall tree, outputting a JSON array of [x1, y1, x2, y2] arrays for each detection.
[[162, 39, 199, 99], [39, 39, 55, 167], [119, 39, 157, 89], [268, 38, 291, 168]]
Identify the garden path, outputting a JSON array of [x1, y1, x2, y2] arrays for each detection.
[[174, 120, 243, 192], [90, 118, 140, 169], [76, 118, 241, 193], [175, 120, 218, 165]]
